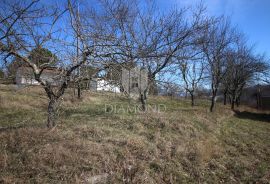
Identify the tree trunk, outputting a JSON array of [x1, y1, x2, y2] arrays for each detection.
[[236, 97, 240, 107], [231, 91, 237, 110], [191, 93, 194, 107], [210, 96, 215, 112], [140, 94, 146, 111], [223, 91, 227, 105], [140, 89, 148, 111], [228, 96, 232, 104], [47, 97, 58, 128], [210, 88, 217, 112], [147, 74, 158, 96], [148, 79, 158, 95], [77, 83, 81, 99], [231, 100, 235, 110]]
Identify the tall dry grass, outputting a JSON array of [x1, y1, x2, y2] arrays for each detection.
[[0, 85, 270, 183]]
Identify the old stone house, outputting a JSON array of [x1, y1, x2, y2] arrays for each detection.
[[121, 66, 148, 96], [88, 78, 121, 93], [16, 65, 148, 97], [86, 66, 148, 96], [16, 66, 62, 86]]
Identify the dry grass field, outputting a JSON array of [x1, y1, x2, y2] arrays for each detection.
[[0, 84, 270, 183]]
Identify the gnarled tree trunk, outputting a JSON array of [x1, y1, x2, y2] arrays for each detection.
[[47, 97, 58, 128], [230, 92, 236, 110], [210, 96, 215, 112], [190, 92, 194, 107], [210, 88, 217, 112], [77, 83, 81, 99], [148, 75, 158, 95], [236, 97, 240, 107], [43, 81, 66, 128], [223, 90, 227, 105], [140, 94, 146, 111], [140, 89, 148, 111], [231, 100, 235, 110]]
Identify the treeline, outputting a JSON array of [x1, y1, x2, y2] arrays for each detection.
[[0, 0, 268, 127]]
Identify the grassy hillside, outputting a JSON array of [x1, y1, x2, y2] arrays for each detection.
[[0, 84, 270, 183]]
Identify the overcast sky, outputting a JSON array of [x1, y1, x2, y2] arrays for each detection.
[[157, 0, 270, 58]]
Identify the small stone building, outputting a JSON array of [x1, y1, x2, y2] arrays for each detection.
[[86, 66, 147, 96], [121, 66, 148, 96], [88, 78, 120, 93], [16, 66, 62, 86]]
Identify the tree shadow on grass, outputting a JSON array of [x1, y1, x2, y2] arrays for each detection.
[[233, 110, 270, 123]]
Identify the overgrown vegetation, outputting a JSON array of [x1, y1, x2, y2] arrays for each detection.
[[0, 85, 269, 183], [1, 0, 268, 127]]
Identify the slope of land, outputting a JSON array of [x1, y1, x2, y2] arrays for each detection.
[[0, 84, 270, 183]]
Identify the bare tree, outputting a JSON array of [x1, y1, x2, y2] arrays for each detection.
[[132, 4, 209, 110], [223, 37, 267, 110], [179, 59, 205, 106], [259, 64, 270, 85], [0, 0, 94, 127], [262, 75, 270, 84], [81, 0, 174, 110], [200, 17, 235, 112], [79, 0, 211, 111]]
